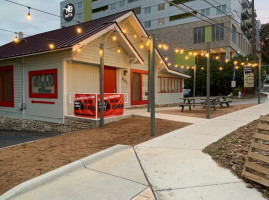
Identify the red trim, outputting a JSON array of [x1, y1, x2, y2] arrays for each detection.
[[31, 100, 55, 104], [29, 69, 58, 99], [131, 69, 148, 105], [0, 65, 14, 107], [158, 76, 182, 94]]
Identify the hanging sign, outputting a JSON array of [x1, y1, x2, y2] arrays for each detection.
[[63, 3, 75, 22], [74, 94, 97, 118], [244, 66, 254, 88], [74, 94, 124, 118], [97, 94, 124, 118]]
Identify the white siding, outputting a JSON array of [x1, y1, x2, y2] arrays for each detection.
[[65, 62, 100, 115], [23, 50, 70, 123], [73, 35, 129, 69]]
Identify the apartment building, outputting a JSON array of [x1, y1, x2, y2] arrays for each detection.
[[60, 0, 259, 64]]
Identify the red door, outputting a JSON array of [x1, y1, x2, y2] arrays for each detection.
[[104, 67, 117, 93], [131, 69, 148, 105]]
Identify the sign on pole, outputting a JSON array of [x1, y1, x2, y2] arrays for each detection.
[[244, 66, 254, 88]]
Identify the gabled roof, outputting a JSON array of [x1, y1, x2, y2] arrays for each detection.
[[0, 10, 132, 60]]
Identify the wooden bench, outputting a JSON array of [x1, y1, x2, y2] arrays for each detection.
[[179, 103, 201, 112]]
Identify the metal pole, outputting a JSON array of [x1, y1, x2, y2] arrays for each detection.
[[193, 64, 196, 97], [251, 0, 257, 95], [258, 53, 261, 104], [148, 50, 151, 112], [150, 35, 155, 136], [100, 43, 104, 127], [206, 42, 210, 119]]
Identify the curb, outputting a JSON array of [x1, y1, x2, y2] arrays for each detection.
[[0, 144, 131, 200]]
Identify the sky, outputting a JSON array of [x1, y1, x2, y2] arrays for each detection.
[[0, 0, 269, 46]]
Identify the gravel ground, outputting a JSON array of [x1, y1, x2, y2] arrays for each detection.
[[203, 115, 269, 199], [0, 116, 190, 195]]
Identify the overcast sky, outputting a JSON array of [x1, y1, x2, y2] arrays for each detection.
[[0, 0, 269, 46]]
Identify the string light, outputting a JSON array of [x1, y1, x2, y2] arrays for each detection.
[[76, 27, 82, 34], [181, 65, 184, 69], [235, 66, 239, 70], [205, 53, 209, 57], [168, 62, 171, 66], [201, 53, 205, 56], [146, 41, 150, 46], [122, 28, 127, 34], [241, 62, 245, 66], [117, 48, 121, 53], [49, 44, 54, 49], [225, 59, 229, 63], [140, 44, 144, 49], [175, 49, 179, 53], [201, 67, 205, 70], [99, 49, 103, 55], [133, 34, 137, 38], [26, 7, 31, 20], [189, 52, 193, 56], [234, 61, 238, 65], [185, 56, 189, 60], [216, 56, 219, 60], [14, 33, 19, 43], [159, 60, 163, 64], [77, 48, 81, 53], [194, 52, 197, 56], [187, 66, 190, 69], [180, 49, 184, 54], [175, 64, 178, 67], [112, 35, 117, 41], [165, 57, 169, 61], [219, 67, 223, 71]]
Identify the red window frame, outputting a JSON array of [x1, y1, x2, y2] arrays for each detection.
[[29, 68, 58, 99], [0, 66, 14, 107], [158, 76, 183, 93]]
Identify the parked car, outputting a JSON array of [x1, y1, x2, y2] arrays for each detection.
[[183, 87, 191, 97], [265, 75, 269, 83]]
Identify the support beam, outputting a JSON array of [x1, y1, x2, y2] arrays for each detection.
[[207, 42, 211, 119], [100, 43, 104, 127], [150, 35, 156, 136]]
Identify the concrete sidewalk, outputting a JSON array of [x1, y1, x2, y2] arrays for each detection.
[[1, 94, 268, 200], [135, 94, 269, 199]]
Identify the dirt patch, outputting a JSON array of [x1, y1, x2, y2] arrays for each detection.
[[0, 116, 190, 195], [203, 115, 269, 199], [157, 104, 256, 119]]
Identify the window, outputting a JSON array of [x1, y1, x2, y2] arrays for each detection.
[[133, 7, 141, 15], [119, 0, 125, 7], [145, 21, 151, 28], [128, 0, 139, 3], [78, 1, 83, 8], [145, 6, 151, 14], [110, 3, 116, 10], [92, 5, 108, 13], [158, 77, 182, 93], [212, 23, 224, 41], [232, 25, 236, 43], [158, 3, 165, 11], [216, 5, 226, 15], [170, 11, 197, 21], [158, 18, 165, 26], [194, 26, 205, 44], [201, 8, 210, 17], [29, 69, 58, 99], [0, 66, 14, 107]]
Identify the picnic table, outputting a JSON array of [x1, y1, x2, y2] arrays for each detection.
[[179, 96, 232, 112]]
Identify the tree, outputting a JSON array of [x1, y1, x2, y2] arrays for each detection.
[[260, 23, 269, 66], [185, 56, 248, 96]]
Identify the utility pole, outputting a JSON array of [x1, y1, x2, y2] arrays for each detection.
[[206, 43, 210, 119], [150, 35, 155, 136], [258, 53, 261, 104], [193, 64, 196, 98], [100, 43, 104, 127], [251, 0, 257, 95], [148, 50, 151, 112]]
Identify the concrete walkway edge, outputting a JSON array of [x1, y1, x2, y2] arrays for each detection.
[[0, 145, 131, 200]]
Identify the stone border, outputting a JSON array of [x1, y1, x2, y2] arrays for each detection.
[[0, 145, 131, 200]]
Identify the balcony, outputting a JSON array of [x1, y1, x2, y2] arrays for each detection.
[[241, 21, 248, 32], [241, 8, 250, 20], [248, 9, 257, 18], [242, 0, 250, 8], [246, 29, 252, 39], [246, 19, 252, 28]]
